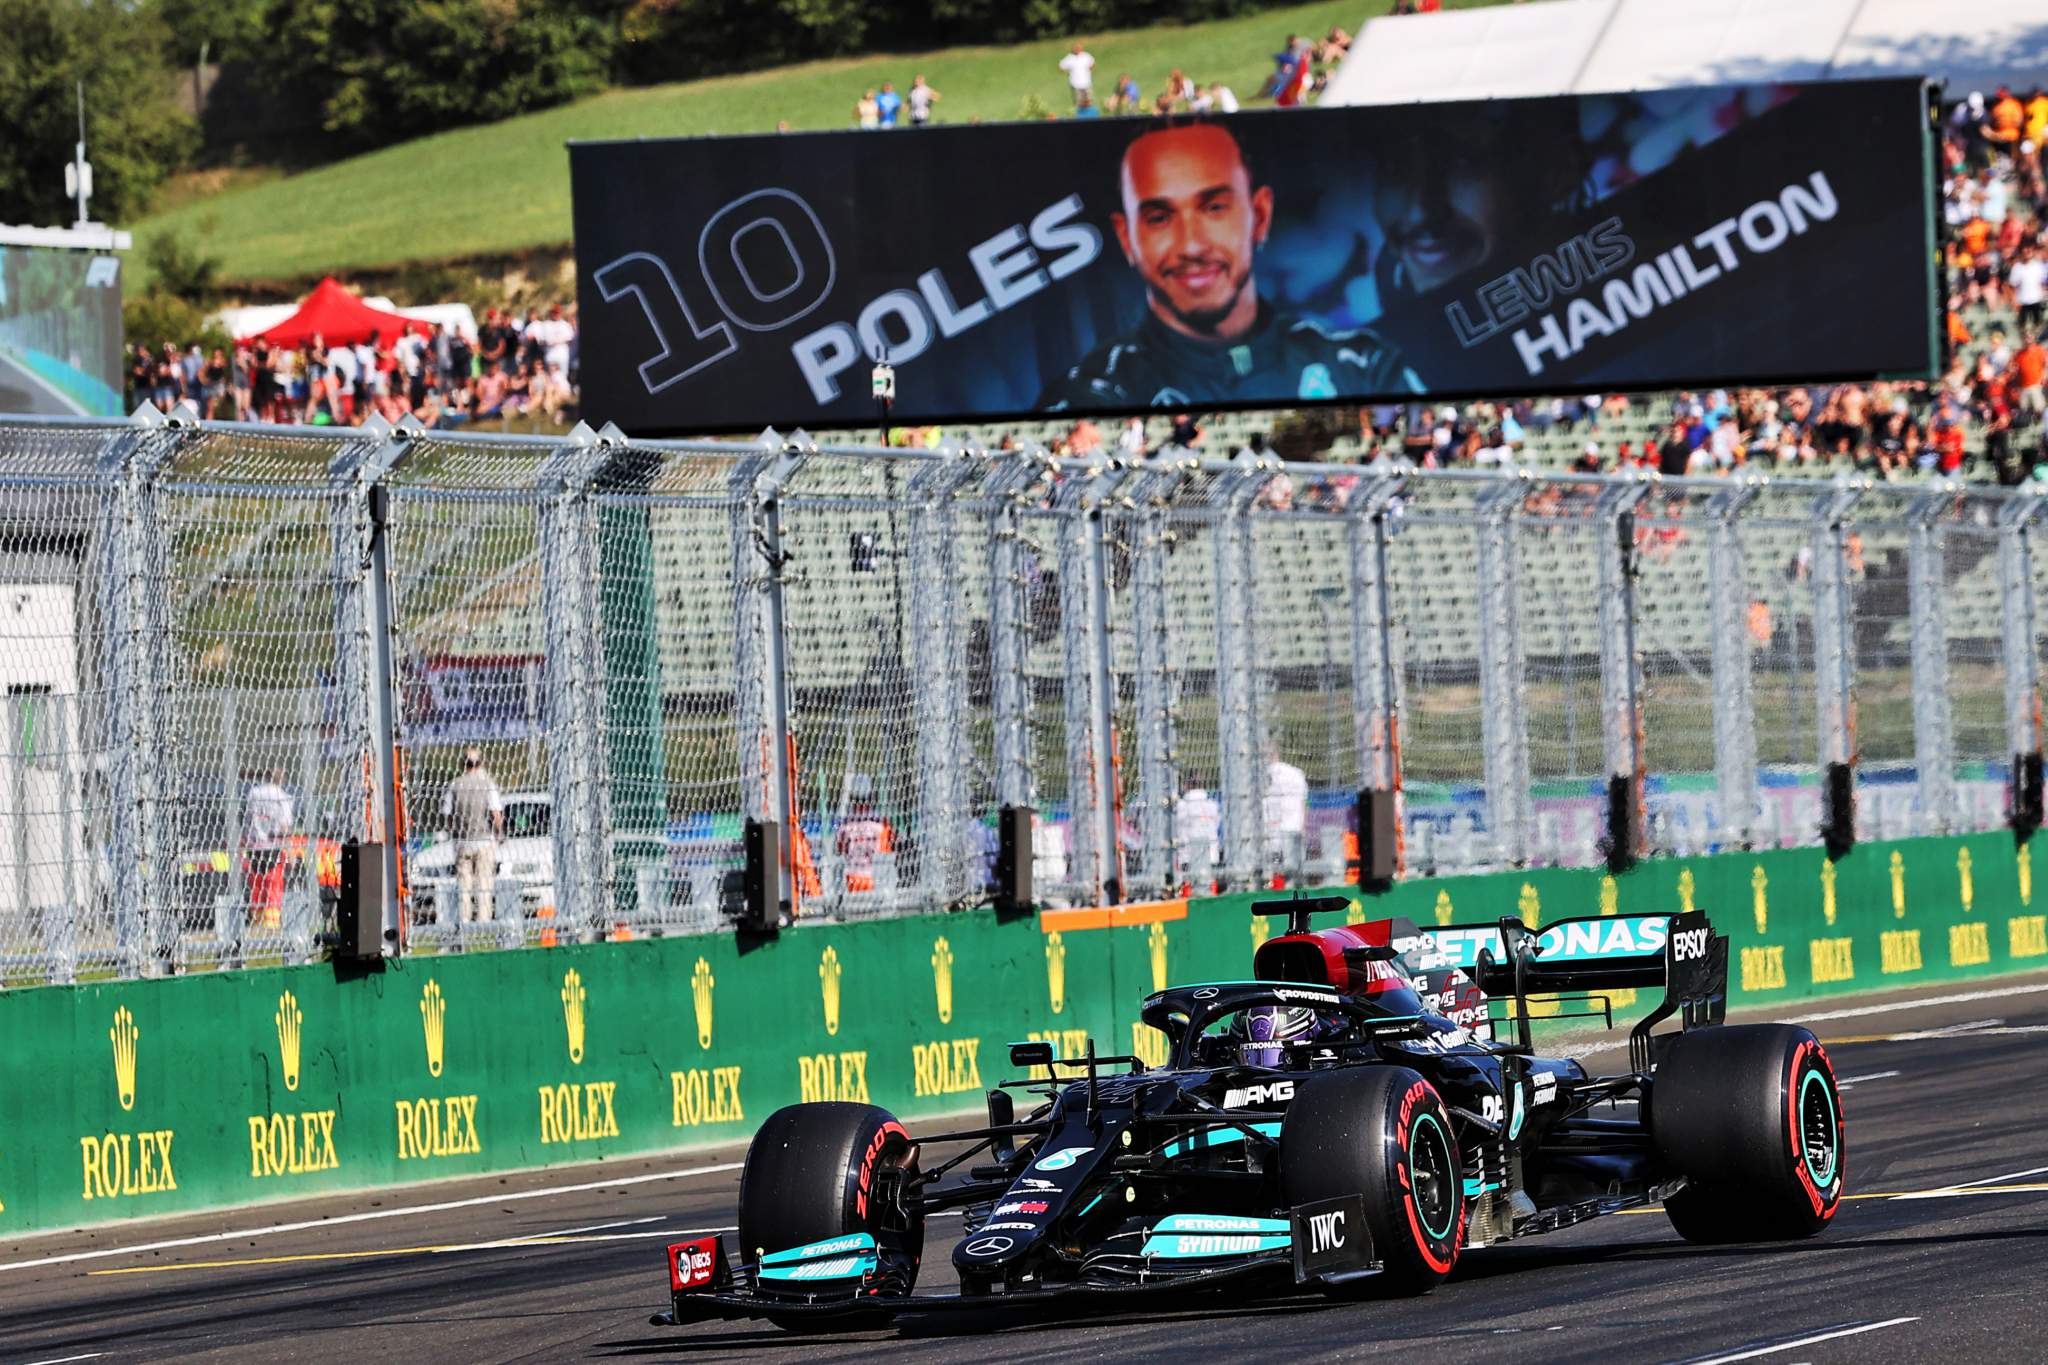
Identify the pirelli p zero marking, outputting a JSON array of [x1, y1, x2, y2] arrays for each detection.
[[1788, 1041, 1842, 1217], [855, 1120, 909, 1219], [1395, 1080, 1460, 1275]]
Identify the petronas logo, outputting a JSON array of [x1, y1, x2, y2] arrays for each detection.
[[561, 969, 587, 1065], [109, 1006, 139, 1111], [1147, 921, 1169, 993], [1822, 857, 1838, 926], [931, 937, 954, 1025], [691, 958, 715, 1049], [1434, 889, 1454, 926], [1599, 876, 1617, 918], [1752, 865, 1769, 936], [1045, 932, 1066, 1015], [1517, 882, 1541, 928], [1957, 846, 1973, 914], [820, 947, 843, 1037], [420, 979, 447, 1078], [1677, 868, 1696, 916], [1891, 849, 1907, 918], [276, 991, 304, 1092]]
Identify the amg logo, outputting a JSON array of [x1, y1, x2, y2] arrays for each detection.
[[1672, 928, 1710, 962], [1223, 1080, 1295, 1108], [1307, 1209, 1347, 1255]]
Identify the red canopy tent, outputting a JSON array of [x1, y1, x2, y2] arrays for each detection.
[[252, 277, 433, 349]]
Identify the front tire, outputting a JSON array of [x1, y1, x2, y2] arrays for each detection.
[[1282, 1066, 1464, 1295], [1651, 1024, 1844, 1243], [737, 1102, 923, 1329]]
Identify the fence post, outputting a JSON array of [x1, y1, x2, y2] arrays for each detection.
[[984, 461, 1044, 822], [730, 436, 803, 914], [538, 422, 612, 939], [99, 410, 184, 978], [1347, 471, 1407, 869], [1811, 484, 1865, 851], [329, 413, 417, 955], [905, 454, 978, 909], [1055, 472, 1115, 904], [1214, 466, 1270, 888], [1707, 481, 1762, 849], [1475, 478, 1532, 867], [1907, 487, 1957, 835], [1125, 464, 1182, 898], [1999, 489, 2044, 826], [1596, 481, 1652, 866]]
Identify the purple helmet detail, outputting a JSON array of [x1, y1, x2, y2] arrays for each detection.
[[1232, 1004, 1318, 1067]]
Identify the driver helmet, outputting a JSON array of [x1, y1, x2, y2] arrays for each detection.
[[1231, 1004, 1319, 1067]]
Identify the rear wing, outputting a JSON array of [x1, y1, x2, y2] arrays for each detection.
[[1410, 910, 1726, 1067]]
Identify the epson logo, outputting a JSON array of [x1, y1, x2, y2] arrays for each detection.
[[1223, 1080, 1295, 1108], [1673, 928, 1711, 962]]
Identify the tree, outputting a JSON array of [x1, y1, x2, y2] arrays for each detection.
[[261, 0, 627, 148], [0, 0, 197, 228]]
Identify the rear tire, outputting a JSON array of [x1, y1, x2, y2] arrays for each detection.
[[1651, 1024, 1844, 1243], [1282, 1066, 1464, 1295], [737, 1102, 923, 1330]]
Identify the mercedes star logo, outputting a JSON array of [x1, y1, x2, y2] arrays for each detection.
[[962, 1236, 1014, 1257]]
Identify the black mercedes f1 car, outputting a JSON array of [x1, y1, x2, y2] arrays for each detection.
[[655, 898, 1843, 1330]]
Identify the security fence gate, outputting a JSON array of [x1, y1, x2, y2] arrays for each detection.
[[0, 408, 2038, 983]]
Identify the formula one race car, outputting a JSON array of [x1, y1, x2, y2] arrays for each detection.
[[655, 899, 1843, 1331]]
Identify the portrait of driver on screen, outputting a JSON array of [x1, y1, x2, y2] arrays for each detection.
[[1039, 120, 1421, 411]]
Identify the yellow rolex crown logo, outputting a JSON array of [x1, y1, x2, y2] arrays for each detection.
[[691, 957, 716, 1049], [1046, 931, 1067, 1015], [420, 979, 447, 1079], [1677, 868, 1696, 916], [931, 937, 954, 1025], [276, 990, 304, 1093], [1517, 882, 1541, 928], [1599, 876, 1618, 918], [1433, 889, 1454, 925], [819, 946, 842, 1037], [1821, 858, 1838, 926], [561, 968, 587, 1065], [1345, 898, 1365, 926], [1250, 913, 1271, 951], [1957, 846, 1973, 914], [109, 1006, 139, 1112], [2020, 841, 2033, 907], [1751, 865, 1769, 937], [1890, 849, 1906, 918], [1147, 921, 1169, 993]]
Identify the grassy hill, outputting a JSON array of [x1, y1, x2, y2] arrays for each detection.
[[132, 1, 1500, 293]]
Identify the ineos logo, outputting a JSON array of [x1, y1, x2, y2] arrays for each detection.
[[962, 1236, 1014, 1258], [1673, 929, 1710, 962], [1308, 1210, 1346, 1254]]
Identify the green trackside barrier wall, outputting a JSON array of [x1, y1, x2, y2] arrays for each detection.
[[3, 830, 2044, 1238]]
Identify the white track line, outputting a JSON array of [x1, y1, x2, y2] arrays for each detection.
[[1784, 981, 2048, 1024], [1678, 1316, 1919, 1364], [1890, 1164, 2048, 1200], [1836, 1070, 1900, 1085], [0, 1160, 744, 1274], [21, 1354, 106, 1365]]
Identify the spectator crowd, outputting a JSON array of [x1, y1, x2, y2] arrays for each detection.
[[127, 303, 579, 431]]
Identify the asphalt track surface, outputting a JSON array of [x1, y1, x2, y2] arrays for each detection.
[[5, 973, 2047, 1364], [0, 352, 83, 418]]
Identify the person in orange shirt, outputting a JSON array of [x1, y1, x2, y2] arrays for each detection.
[[2027, 88, 2048, 147], [1986, 86, 2025, 150], [2013, 333, 2047, 420], [835, 773, 897, 894]]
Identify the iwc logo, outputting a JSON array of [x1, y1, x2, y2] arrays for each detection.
[[110, 1006, 140, 1111], [561, 969, 587, 1065], [692, 957, 716, 1049], [1045, 931, 1066, 1015], [420, 979, 447, 1078], [820, 946, 843, 1037], [276, 991, 303, 1092], [931, 937, 953, 1025]]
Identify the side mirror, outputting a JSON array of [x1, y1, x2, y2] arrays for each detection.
[[986, 1088, 1016, 1162], [1007, 1040, 1054, 1070]]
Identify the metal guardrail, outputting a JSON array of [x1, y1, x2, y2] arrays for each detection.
[[0, 406, 2036, 983]]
